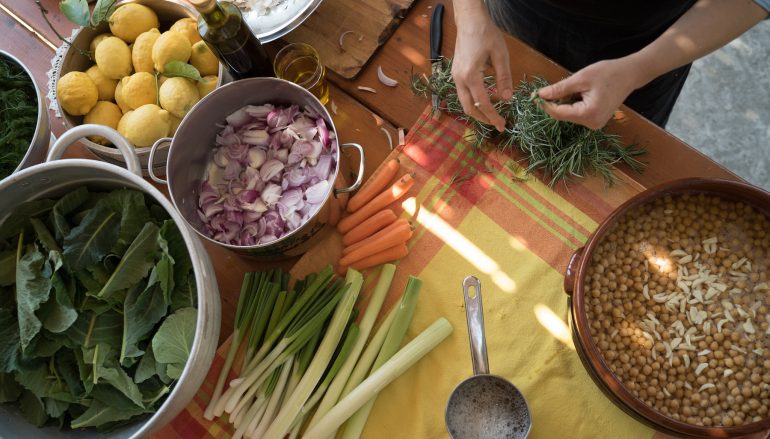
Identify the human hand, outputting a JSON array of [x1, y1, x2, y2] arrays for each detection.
[[451, 8, 512, 132], [538, 59, 640, 130]]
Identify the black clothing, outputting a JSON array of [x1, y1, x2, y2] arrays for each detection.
[[486, 0, 697, 127]]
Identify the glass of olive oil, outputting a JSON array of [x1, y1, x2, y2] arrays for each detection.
[[273, 43, 330, 105]]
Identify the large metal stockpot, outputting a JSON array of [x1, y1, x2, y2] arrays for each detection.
[[0, 50, 50, 175], [0, 125, 220, 438], [564, 178, 770, 438], [148, 77, 364, 259], [55, 0, 225, 174]]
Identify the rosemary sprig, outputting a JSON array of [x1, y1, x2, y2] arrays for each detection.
[[412, 58, 646, 187]]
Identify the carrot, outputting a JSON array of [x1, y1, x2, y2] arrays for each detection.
[[349, 243, 409, 271], [342, 218, 409, 255], [339, 220, 412, 267], [341, 209, 397, 246], [347, 158, 400, 213], [337, 173, 415, 234]]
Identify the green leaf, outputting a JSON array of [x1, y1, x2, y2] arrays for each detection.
[[156, 255, 174, 304], [16, 245, 52, 350], [95, 189, 151, 256], [90, 0, 118, 26], [134, 343, 157, 384], [94, 362, 145, 408], [166, 363, 185, 380], [23, 333, 63, 359], [30, 218, 61, 253], [0, 307, 20, 372], [0, 372, 21, 402], [163, 61, 204, 82], [97, 223, 160, 299], [138, 376, 170, 409], [91, 384, 143, 411], [170, 273, 197, 311], [160, 220, 194, 305], [70, 399, 144, 429], [120, 281, 167, 364], [44, 396, 70, 418], [152, 307, 196, 377], [55, 349, 84, 399], [18, 389, 48, 427], [65, 311, 122, 348], [14, 361, 52, 397], [39, 252, 78, 334], [0, 199, 55, 240], [0, 249, 14, 286], [62, 206, 120, 271], [51, 187, 90, 242]]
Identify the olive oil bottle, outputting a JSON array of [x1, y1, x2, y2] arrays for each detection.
[[188, 0, 273, 79]]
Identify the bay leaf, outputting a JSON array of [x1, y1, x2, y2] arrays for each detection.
[[63, 206, 120, 271], [97, 223, 159, 300], [16, 245, 52, 350]]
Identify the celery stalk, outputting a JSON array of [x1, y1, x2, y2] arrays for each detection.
[[303, 318, 454, 439], [262, 269, 364, 439], [308, 264, 396, 429]]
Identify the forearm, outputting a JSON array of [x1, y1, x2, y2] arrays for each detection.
[[452, 0, 491, 27], [625, 0, 767, 90]]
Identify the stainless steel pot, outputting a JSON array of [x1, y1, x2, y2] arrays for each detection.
[[0, 50, 50, 175], [148, 77, 364, 259], [0, 125, 220, 438], [55, 0, 225, 175]]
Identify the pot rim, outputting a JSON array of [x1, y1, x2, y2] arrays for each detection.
[[569, 177, 770, 437], [166, 76, 347, 252]]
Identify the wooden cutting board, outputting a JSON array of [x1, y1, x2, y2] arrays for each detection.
[[284, 0, 417, 79]]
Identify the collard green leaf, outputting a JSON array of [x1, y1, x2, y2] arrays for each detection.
[[0, 372, 21, 402], [138, 377, 170, 409], [65, 311, 122, 349], [152, 307, 196, 377], [55, 187, 90, 216], [91, 384, 142, 411], [18, 389, 48, 427], [121, 281, 166, 365], [94, 363, 145, 408], [40, 267, 78, 334], [30, 218, 61, 253], [90, 0, 117, 26], [14, 361, 52, 397], [163, 61, 204, 82], [55, 349, 84, 399], [171, 273, 197, 312], [156, 255, 174, 304], [134, 344, 157, 384], [166, 363, 185, 380], [95, 189, 151, 256], [161, 220, 194, 304], [70, 399, 144, 429], [63, 206, 120, 271], [97, 223, 159, 299], [0, 307, 20, 372], [0, 249, 14, 286], [0, 198, 55, 240], [23, 333, 63, 359], [16, 245, 52, 350], [44, 396, 69, 418]]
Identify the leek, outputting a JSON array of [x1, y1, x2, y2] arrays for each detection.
[[250, 356, 294, 438], [308, 264, 396, 429], [303, 318, 454, 439], [339, 275, 422, 439], [262, 269, 364, 439]]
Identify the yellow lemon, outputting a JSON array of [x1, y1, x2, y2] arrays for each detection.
[[83, 101, 123, 144], [152, 31, 191, 73], [95, 37, 132, 79], [85, 65, 117, 101], [159, 77, 200, 118], [121, 72, 158, 110], [89, 33, 113, 53], [117, 104, 171, 147], [108, 3, 159, 43], [132, 28, 160, 73], [57, 71, 98, 116], [169, 115, 182, 136], [169, 18, 202, 45], [197, 75, 217, 98], [114, 78, 131, 114], [190, 41, 219, 76]]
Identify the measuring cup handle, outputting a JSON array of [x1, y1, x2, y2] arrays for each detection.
[[463, 275, 490, 375]]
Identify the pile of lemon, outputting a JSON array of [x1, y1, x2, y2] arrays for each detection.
[[56, 4, 219, 147]]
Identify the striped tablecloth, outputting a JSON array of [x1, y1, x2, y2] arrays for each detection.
[[153, 106, 680, 439]]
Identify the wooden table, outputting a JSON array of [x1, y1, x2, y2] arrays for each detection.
[[0, 0, 740, 375]]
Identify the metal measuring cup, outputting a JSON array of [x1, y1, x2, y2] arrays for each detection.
[[445, 276, 532, 439]]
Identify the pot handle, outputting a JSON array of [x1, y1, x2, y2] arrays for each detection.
[[148, 137, 172, 185], [47, 124, 142, 177], [564, 246, 585, 296], [462, 275, 490, 375], [335, 143, 365, 195]]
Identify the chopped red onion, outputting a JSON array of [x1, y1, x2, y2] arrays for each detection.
[[197, 103, 338, 246]]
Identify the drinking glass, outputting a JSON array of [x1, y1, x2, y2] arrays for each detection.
[[273, 43, 330, 105]]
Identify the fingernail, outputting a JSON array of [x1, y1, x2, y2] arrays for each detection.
[[502, 89, 513, 100]]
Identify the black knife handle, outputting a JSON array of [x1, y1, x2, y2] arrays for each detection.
[[430, 3, 445, 61]]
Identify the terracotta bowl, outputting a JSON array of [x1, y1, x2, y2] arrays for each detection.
[[564, 178, 770, 438]]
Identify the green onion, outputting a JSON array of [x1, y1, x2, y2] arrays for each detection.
[[308, 264, 396, 429], [303, 318, 454, 439], [262, 269, 364, 439]]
